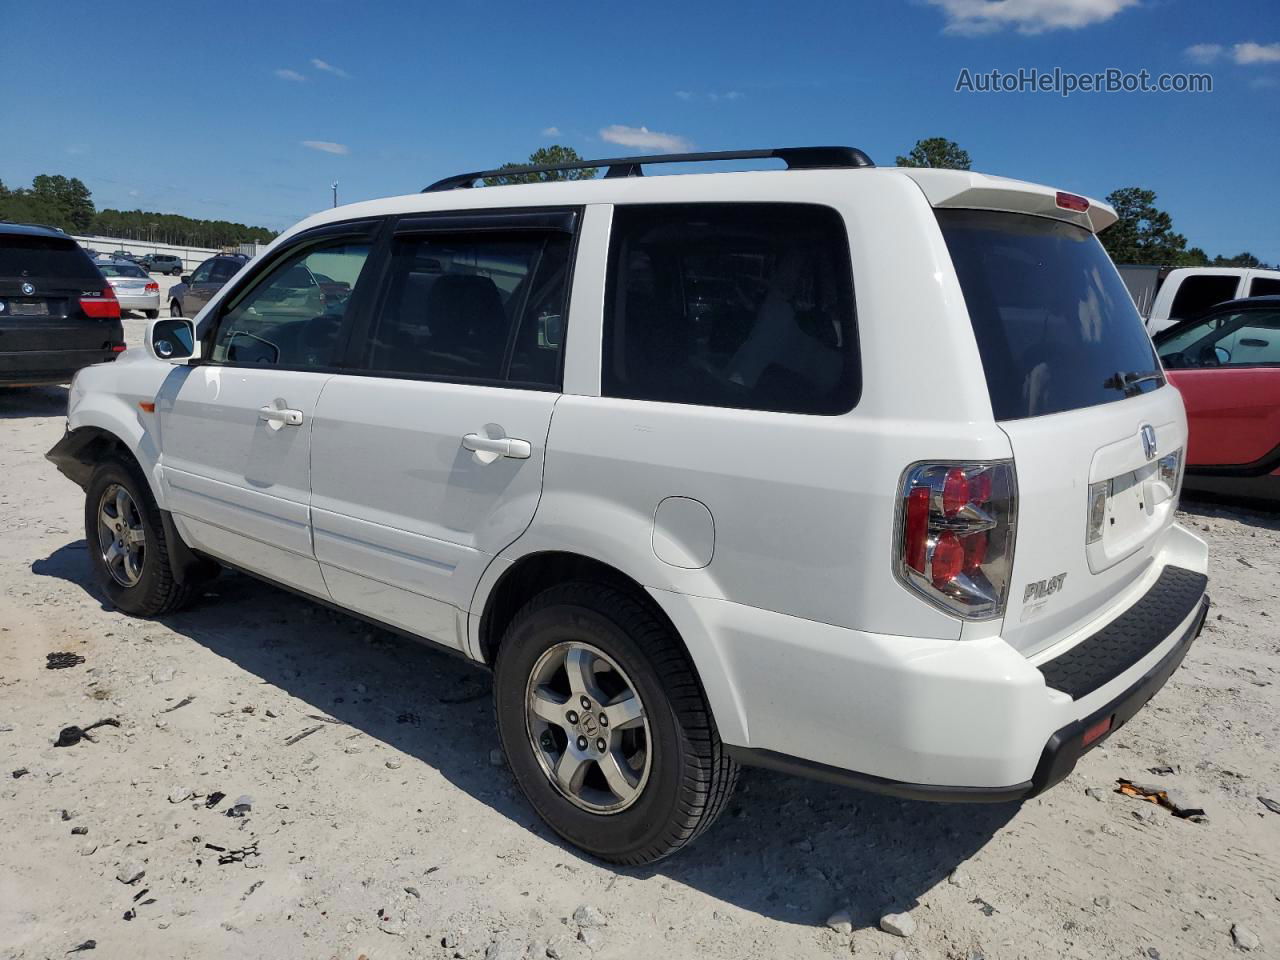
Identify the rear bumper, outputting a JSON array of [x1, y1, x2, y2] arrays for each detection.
[[0, 320, 125, 383], [0, 349, 121, 384], [116, 293, 160, 311], [657, 522, 1210, 797]]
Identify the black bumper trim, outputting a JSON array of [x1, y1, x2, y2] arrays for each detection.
[[727, 591, 1208, 804], [1028, 592, 1209, 796]]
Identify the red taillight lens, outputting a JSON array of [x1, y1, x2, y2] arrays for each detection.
[[80, 286, 120, 319], [904, 486, 930, 573], [942, 468, 969, 517], [931, 533, 964, 588], [1055, 191, 1089, 212], [896, 461, 1017, 619], [1082, 715, 1113, 747], [145, 281, 159, 292]]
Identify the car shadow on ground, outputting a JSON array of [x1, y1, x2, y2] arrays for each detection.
[[34, 540, 1017, 927], [1181, 495, 1280, 530], [0, 385, 67, 420]]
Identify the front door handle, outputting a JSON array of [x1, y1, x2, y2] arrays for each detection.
[[259, 405, 304, 427], [462, 433, 531, 459]]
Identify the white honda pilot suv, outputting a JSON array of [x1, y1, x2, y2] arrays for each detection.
[[48, 147, 1209, 864]]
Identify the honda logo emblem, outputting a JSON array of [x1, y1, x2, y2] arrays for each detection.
[[1140, 424, 1157, 461]]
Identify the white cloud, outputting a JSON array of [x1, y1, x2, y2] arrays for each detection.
[[275, 68, 306, 82], [1184, 43, 1224, 64], [301, 140, 350, 155], [541, 126, 561, 137], [675, 90, 693, 100], [925, 0, 1139, 35], [1234, 41, 1280, 64], [709, 90, 742, 102], [599, 124, 692, 152], [311, 58, 350, 78]]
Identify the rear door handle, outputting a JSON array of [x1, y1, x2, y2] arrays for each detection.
[[462, 433, 531, 459], [259, 405, 304, 427]]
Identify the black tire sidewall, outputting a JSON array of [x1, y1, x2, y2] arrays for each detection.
[[84, 460, 167, 615], [495, 593, 694, 862]]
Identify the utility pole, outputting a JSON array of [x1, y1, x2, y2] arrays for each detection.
[[331, 181, 338, 208]]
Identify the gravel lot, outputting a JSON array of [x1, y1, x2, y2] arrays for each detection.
[[1, 380, 1277, 960]]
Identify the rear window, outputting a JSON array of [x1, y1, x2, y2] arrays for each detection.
[[0, 234, 100, 281], [938, 209, 1162, 421]]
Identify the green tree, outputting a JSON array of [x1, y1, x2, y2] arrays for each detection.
[[483, 145, 597, 186], [1098, 187, 1189, 265], [1179, 246, 1211, 267], [895, 137, 971, 170], [1212, 251, 1262, 268]]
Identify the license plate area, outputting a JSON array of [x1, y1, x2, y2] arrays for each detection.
[[6, 299, 50, 316], [1087, 461, 1171, 572]]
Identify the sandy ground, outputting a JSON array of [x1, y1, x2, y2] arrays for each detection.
[[1, 380, 1278, 960]]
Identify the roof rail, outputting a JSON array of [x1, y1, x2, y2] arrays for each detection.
[[422, 146, 874, 192]]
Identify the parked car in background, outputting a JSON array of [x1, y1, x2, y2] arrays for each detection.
[[0, 222, 124, 385], [1123, 266, 1280, 333], [168, 255, 247, 317], [99, 261, 160, 318], [139, 252, 184, 276], [48, 147, 1209, 864], [1155, 296, 1280, 500]]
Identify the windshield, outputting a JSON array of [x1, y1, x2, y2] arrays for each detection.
[[938, 209, 1163, 420], [0, 235, 101, 281]]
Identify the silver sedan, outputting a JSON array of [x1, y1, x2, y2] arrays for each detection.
[[99, 261, 160, 318]]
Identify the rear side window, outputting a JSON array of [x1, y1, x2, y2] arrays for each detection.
[[1249, 277, 1280, 298], [362, 232, 571, 387], [0, 235, 99, 281], [1168, 274, 1239, 321], [938, 209, 1162, 421], [602, 203, 859, 415]]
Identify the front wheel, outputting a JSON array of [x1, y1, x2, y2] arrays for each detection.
[[84, 458, 198, 616], [494, 582, 738, 864]]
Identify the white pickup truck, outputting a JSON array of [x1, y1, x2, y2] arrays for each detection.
[[1119, 264, 1280, 333]]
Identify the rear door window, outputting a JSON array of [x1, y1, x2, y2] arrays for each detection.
[[1249, 277, 1280, 298], [937, 209, 1163, 421], [1168, 274, 1239, 321], [602, 203, 859, 415], [359, 230, 572, 388], [0, 234, 99, 281]]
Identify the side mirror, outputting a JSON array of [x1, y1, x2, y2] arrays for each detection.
[[147, 317, 199, 363], [180, 275, 191, 285]]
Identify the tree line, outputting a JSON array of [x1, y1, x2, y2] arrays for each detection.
[[0, 173, 275, 248]]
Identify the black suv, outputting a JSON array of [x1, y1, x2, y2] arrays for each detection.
[[1, 223, 125, 386]]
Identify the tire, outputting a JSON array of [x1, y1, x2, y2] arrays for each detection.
[[169, 300, 182, 318], [84, 457, 199, 616], [145, 309, 159, 320], [171, 267, 182, 276], [494, 581, 738, 864]]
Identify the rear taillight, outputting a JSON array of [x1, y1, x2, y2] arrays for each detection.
[[145, 281, 159, 293], [80, 286, 120, 319], [896, 461, 1017, 620]]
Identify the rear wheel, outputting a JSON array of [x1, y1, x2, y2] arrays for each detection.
[[494, 582, 738, 864], [145, 309, 159, 320], [170, 266, 182, 276], [169, 300, 182, 317], [84, 458, 199, 616]]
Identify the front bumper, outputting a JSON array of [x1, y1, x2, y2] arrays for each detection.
[[657, 523, 1210, 798]]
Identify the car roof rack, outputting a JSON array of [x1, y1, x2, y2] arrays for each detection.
[[422, 146, 874, 192]]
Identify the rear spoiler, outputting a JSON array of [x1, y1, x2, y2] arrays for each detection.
[[901, 169, 1117, 234]]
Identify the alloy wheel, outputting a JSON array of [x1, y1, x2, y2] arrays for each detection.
[[96, 483, 146, 587]]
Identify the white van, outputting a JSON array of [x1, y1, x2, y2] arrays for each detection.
[[48, 148, 1209, 863]]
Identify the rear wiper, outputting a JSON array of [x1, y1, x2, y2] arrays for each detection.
[[1103, 369, 1164, 395]]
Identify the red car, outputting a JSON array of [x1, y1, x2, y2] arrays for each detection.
[[1154, 295, 1280, 500]]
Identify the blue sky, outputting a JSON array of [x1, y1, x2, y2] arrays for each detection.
[[3, 0, 1277, 261]]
